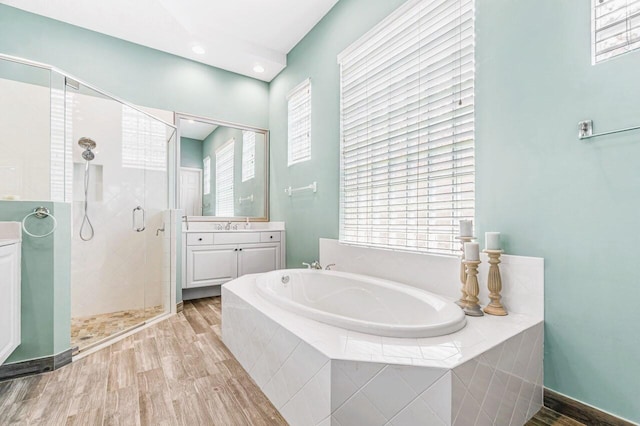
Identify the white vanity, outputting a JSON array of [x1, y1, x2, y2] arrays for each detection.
[[0, 222, 21, 364], [182, 222, 285, 298]]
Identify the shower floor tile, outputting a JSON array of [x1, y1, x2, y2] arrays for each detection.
[[71, 305, 164, 351]]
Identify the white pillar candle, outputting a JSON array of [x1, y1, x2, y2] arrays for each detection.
[[464, 242, 480, 261], [485, 232, 501, 250], [459, 219, 473, 237]]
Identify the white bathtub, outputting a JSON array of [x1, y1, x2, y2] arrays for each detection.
[[255, 269, 466, 338]]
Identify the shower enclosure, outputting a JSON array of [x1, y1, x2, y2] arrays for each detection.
[[0, 54, 177, 353]]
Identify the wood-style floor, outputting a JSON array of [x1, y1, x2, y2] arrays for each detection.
[[0, 297, 582, 426]]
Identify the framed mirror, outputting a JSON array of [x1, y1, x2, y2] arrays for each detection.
[[175, 113, 269, 221]]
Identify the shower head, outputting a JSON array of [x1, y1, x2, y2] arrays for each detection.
[[82, 149, 95, 161], [78, 137, 96, 150], [78, 137, 96, 161]]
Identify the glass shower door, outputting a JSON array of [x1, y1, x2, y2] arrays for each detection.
[[68, 82, 172, 352]]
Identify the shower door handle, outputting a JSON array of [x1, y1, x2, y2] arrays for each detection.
[[132, 206, 146, 232]]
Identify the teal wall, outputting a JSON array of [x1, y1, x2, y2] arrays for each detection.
[[0, 4, 269, 129], [0, 201, 70, 363], [180, 137, 204, 169], [475, 1, 640, 422], [269, 0, 640, 422]]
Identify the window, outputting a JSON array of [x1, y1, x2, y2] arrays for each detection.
[[338, 0, 475, 256], [592, 0, 640, 63], [122, 105, 167, 171], [242, 130, 256, 182], [287, 78, 312, 166], [203, 156, 211, 195], [215, 139, 234, 217]]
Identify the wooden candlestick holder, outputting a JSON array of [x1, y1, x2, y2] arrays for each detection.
[[483, 249, 508, 316], [456, 236, 474, 308], [463, 260, 483, 316]]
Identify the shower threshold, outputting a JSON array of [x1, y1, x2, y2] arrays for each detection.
[[71, 305, 165, 353]]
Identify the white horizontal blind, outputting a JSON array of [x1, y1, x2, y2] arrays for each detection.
[[215, 139, 234, 217], [287, 79, 312, 166], [339, 0, 475, 256], [242, 130, 256, 182], [122, 105, 167, 171], [593, 0, 640, 63], [203, 156, 211, 195]]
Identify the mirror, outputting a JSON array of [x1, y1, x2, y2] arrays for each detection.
[[176, 113, 268, 221]]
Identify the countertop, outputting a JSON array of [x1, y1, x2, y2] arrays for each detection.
[[0, 238, 21, 247]]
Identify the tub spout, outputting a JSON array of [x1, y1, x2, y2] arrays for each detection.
[[302, 262, 311, 269]]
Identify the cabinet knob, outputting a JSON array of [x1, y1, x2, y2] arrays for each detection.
[[239, 248, 243, 251], [270, 236, 273, 239], [198, 238, 203, 241]]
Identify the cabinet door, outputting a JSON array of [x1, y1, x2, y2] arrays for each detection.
[[0, 244, 20, 364], [186, 246, 238, 288], [237, 244, 280, 276]]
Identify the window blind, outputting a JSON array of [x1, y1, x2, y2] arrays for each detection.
[[122, 105, 167, 171], [287, 78, 312, 166], [242, 130, 256, 182], [593, 0, 640, 63], [215, 139, 234, 217], [203, 156, 211, 195], [338, 0, 475, 256]]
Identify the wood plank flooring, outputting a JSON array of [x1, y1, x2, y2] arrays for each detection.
[[0, 297, 583, 426], [0, 297, 285, 425]]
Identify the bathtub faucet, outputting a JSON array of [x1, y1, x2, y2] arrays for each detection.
[[302, 261, 323, 269]]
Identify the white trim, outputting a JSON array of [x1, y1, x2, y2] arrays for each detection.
[[286, 77, 311, 100]]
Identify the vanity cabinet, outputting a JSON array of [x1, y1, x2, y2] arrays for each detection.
[[0, 241, 21, 365], [184, 231, 284, 289]]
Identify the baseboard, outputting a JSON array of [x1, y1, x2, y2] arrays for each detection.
[[0, 348, 73, 382], [176, 301, 184, 313], [544, 388, 636, 426], [182, 285, 221, 300]]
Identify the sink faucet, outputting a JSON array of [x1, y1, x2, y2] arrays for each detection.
[[225, 221, 232, 230], [182, 215, 189, 231]]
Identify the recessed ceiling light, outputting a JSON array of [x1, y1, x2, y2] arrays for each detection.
[[192, 45, 205, 55], [253, 64, 265, 73]]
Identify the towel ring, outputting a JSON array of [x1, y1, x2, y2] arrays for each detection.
[[22, 207, 58, 238]]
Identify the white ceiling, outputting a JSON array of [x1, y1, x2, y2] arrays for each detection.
[[180, 119, 218, 141], [1, 0, 339, 82]]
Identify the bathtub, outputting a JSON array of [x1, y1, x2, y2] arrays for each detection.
[[255, 269, 466, 338]]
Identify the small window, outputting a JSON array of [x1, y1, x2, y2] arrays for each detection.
[[287, 78, 312, 166], [121, 105, 167, 171], [203, 156, 211, 195], [242, 130, 256, 182], [592, 0, 640, 63], [215, 139, 234, 217]]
